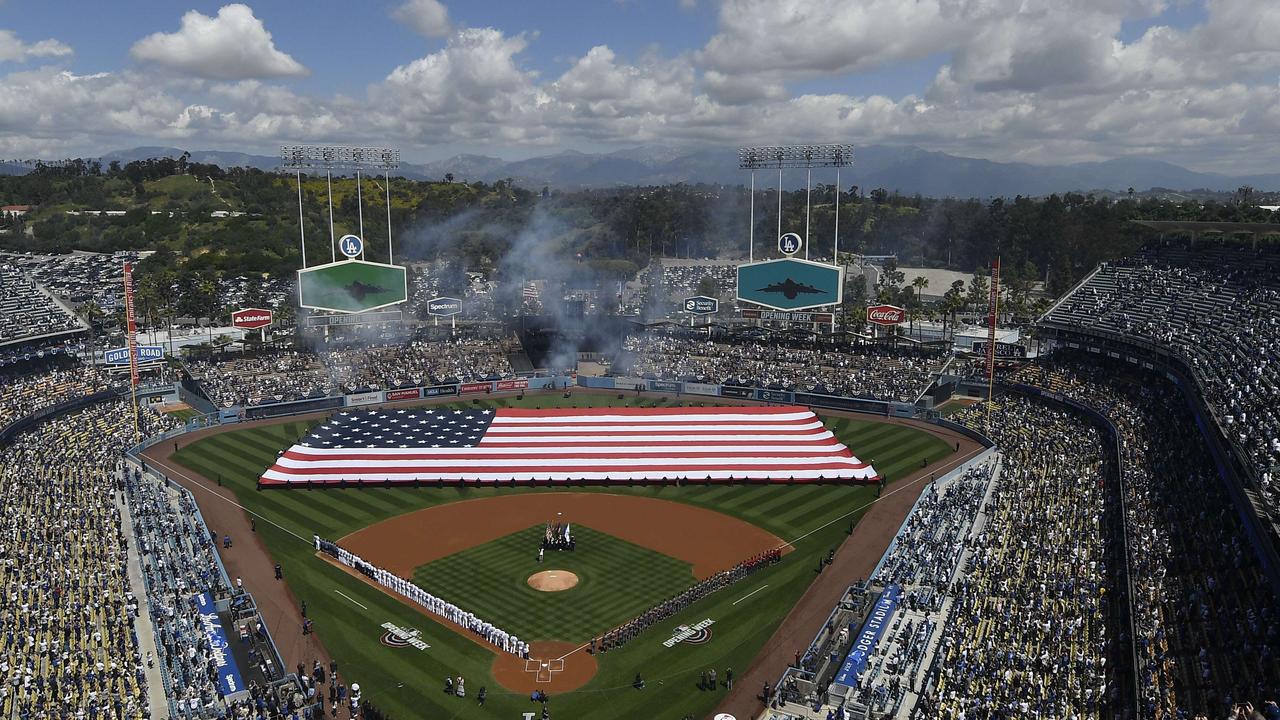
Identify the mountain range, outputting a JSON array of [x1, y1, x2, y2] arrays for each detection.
[[6, 144, 1277, 197]]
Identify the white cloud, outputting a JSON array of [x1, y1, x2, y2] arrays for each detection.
[[392, 0, 452, 38], [0, 29, 72, 63], [3, 0, 1280, 174], [130, 4, 307, 80]]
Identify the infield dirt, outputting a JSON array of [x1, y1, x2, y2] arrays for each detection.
[[339, 492, 791, 581]]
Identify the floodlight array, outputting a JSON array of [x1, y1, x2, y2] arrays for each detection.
[[738, 144, 854, 169], [280, 145, 400, 170]]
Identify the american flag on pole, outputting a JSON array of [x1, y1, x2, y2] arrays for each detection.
[[259, 406, 878, 485]]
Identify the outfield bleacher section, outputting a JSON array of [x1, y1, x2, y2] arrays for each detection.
[[615, 334, 944, 403]]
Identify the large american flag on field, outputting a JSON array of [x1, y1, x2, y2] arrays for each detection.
[[259, 405, 879, 485]]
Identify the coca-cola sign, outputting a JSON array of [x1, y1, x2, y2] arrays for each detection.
[[866, 304, 905, 326], [231, 308, 274, 329]]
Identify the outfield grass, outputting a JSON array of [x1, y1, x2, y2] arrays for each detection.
[[165, 407, 201, 422], [172, 394, 952, 720], [414, 524, 695, 642]]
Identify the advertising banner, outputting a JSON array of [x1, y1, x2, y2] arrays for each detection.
[[427, 297, 463, 316], [755, 389, 795, 403], [423, 385, 459, 397], [385, 388, 422, 402], [230, 308, 273, 329], [346, 390, 384, 406], [648, 380, 681, 393], [303, 310, 403, 327], [613, 377, 646, 390], [866, 305, 905, 326], [123, 262, 139, 388], [741, 309, 834, 323], [194, 592, 245, 697], [971, 341, 1026, 359], [683, 382, 720, 396], [495, 379, 529, 391], [720, 386, 754, 398], [833, 585, 902, 687], [460, 382, 491, 394], [104, 345, 165, 365], [682, 296, 719, 314]]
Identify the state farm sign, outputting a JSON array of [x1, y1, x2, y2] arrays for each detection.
[[231, 308, 273, 329], [866, 304, 905, 326]]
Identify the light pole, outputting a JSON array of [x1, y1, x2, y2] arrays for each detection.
[[280, 145, 401, 265], [737, 144, 853, 266]]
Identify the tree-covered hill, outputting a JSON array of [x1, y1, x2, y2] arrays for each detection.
[[1, 158, 1277, 302]]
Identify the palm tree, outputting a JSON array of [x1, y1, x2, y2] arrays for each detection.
[[911, 275, 929, 303], [81, 301, 104, 366]]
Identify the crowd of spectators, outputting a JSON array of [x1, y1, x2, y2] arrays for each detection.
[[124, 463, 310, 719], [185, 353, 332, 408], [0, 400, 175, 718], [1011, 357, 1280, 718], [319, 337, 514, 390], [0, 356, 115, 428], [925, 396, 1118, 719], [1042, 241, 1280, 511], [187, 337, 516, 407], [615, 334, 942, 402]]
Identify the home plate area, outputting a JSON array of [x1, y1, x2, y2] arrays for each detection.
[[525, 657, 565, 683], [491, 641, 598, 693]]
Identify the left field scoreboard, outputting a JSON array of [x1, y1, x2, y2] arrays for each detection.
[[298, 259, 408, 314]]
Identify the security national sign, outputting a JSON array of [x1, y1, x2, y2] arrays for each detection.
[[866, 304, 905, 326], [231, 308, 273, 329], [427, 297, 462, 316], [683, 296, 719, 315]]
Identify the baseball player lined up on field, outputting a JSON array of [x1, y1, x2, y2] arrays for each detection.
[[325, 541, 529, 658]]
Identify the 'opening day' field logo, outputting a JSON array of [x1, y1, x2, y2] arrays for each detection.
[[380, 621, 430, 650], [663, 618, 714, 647]]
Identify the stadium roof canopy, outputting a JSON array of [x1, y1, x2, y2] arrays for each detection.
[[1131, 220, 1280, 238]]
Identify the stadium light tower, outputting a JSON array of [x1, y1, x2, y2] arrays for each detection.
[[280, 145, 401, 266], [738, 144, 853, 265]]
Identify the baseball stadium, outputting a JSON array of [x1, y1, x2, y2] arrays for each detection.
[[1, 8, 1279, 719]]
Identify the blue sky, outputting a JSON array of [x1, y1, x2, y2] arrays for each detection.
[[0, 0, 1277, 173]]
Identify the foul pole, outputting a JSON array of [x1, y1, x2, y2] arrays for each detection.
[[123, 261, 140, 439], [985, 257, 1001, 431]]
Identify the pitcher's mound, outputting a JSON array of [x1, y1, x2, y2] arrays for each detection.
[[527, 570, 579, 592]]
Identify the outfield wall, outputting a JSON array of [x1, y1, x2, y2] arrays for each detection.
[[579, 375, 919, 418]]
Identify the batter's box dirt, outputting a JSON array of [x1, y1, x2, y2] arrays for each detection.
[[524, 657, 565, 683], [495, 641, 595, 693]]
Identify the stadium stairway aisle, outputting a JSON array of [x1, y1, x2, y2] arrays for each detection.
[[115, 487, 170, 718]]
